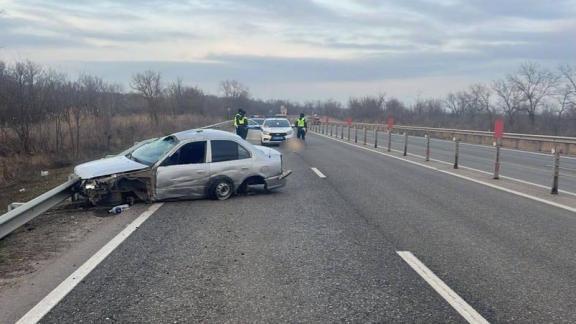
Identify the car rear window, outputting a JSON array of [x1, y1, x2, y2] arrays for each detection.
[[211, 140, 251, 162]]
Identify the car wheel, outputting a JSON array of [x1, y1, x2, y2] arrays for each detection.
[[209, 178, 234, 200]]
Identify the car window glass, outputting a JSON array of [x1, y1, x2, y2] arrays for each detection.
[[263, 119, 290, 127], [164, 141, 206, 166], [130, 136, 178, 166], [211, 140, 250, 162], [238, 144, 251, 159], [179, 141, 206, 164]]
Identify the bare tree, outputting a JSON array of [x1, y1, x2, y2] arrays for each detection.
[[492, 78, 523, 127], [445, 91, 471, 117], [508, 62, 559, 127], [131, 70, 163, 123], [219, 80, 250, 112], [548, 83, 575, 134], [6, 61, 44, 153], [348, 95, 385, 120], [559, 64, 576, 95], [469, 84, 498, 129], [220, 80, 249, 99]]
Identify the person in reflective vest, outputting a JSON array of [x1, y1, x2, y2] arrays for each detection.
[[294, 113, 307, 141], [234, 109, 248, 139]]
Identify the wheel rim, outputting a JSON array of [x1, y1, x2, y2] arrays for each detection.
[[216, 182, 231, 199]]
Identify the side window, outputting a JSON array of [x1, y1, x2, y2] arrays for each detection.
[[163, 141, 206, 166], [211, 140, 251, 162], [238, 144, 251, 159]]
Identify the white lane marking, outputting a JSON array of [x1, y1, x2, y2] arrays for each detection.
[[397, 251, 490, 324], [314, 132, 576, 214], [16, 203, 164, 324], [355, 135, 576, 197], [386, 147, 576, 197], [311, 167, 327, 178], [385, 147, 576, 197]]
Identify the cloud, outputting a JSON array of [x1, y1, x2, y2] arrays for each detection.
[[0, 0, 575, 100]]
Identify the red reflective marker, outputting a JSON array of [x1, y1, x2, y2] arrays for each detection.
[[387, 117, 394, 130], [494, 118, 504, 139]]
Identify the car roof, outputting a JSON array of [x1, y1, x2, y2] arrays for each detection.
[[264, 118, 289, 121], [172, 129, 241, 141]]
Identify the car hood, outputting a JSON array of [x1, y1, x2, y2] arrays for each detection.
[[262, 127, 293, 133], [254, 146, 281, 157], [74, 155, 149, 179]]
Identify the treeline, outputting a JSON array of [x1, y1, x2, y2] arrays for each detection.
[[0, 62, 299, 157], [1, 60, 575, 184], [314, 63, 576, 135]]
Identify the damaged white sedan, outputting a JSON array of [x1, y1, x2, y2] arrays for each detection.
[[73, 129, 292, 205]]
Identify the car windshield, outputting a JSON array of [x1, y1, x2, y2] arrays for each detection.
[[252, 118, 265, 125], [128, 136, 178, 166], [264, 119, 290, 128]]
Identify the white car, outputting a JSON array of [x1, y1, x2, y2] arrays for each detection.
[[73, 129, 292, 205], [260, 118, 295, 145]]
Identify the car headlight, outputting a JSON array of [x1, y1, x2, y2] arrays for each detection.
[[287, 129, 293, 135], [262, 130, 270, 135]]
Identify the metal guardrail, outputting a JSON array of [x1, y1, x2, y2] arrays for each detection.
[[0, 178, 78, 240], [338, 121, 576, 144], [0, 120, 232, 240], [311, 122, 569, 194]]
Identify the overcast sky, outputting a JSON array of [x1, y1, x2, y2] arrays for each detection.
[[1, 0, 575, 102]]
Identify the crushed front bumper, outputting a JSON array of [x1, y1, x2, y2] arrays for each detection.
[[265, 170, 292, 190]]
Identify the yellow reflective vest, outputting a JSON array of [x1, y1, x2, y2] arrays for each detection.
[[296, 117, 306, 127], [234, 114, 247, 127]]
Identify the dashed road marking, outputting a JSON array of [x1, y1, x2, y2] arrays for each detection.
[[16, 203, 164, 324], [311, 167, 327, 178], [397, 251, 490, 324]]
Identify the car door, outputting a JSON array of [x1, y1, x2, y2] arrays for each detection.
[[209, 140, 253, 186], [155, 140, 210, 200]]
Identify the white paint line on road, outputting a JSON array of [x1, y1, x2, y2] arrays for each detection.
[[311, 167, 327, 178], [314, 132, 576, 214], [16, 203, 164, 324], [397, 251, 490, 324], [386, 147, 576, 197]]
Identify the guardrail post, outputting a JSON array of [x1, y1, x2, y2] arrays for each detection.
[[453, 138, 460, 169], [374, 128, 378, 148], [355, 126, 358, 143], [425, 134, 430, 161], [363, 127, 367, 145], [340, 125, 344, 139], [330, 124, 333, 136], [403, 132, 408, 156], [388, 129, 392, 152], [551, 148, 560, 194], [493, 140, 501, 179], [347, 126, 351, 141]]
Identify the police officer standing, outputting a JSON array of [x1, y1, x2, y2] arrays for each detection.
[[234, 109, 248, 139], [295, 113, 307, 141]]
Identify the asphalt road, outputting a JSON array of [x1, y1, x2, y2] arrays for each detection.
[[341, 127, 576, 193], [38, 133, 576, 323]]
